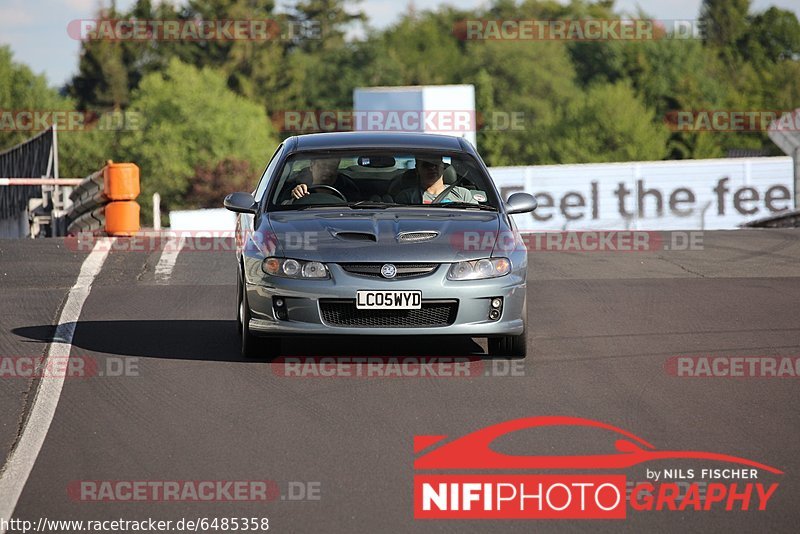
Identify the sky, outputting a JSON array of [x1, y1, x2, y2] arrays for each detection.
[[2, 0, 799, 88]]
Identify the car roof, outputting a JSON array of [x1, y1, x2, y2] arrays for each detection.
[[287, 132, 469, 152]]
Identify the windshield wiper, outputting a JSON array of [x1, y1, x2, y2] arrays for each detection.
[[426, 202, 497, 211], [347, 200, 404, 209], [288, 203, 347, 210]]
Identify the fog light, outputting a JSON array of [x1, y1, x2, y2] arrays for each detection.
[[488, 296, 503, 321], [274, 296, 287, 320]]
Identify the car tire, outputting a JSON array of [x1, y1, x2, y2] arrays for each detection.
[[240, 282, 258, 358], [239, 266, 281, 360], [488, 331, 527, 359], [488, 297, 527, 359], [236, 265, 244, 335]]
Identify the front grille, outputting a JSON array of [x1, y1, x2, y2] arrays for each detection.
[[338, 263, 439, 279], [319, 299, 458, 327]]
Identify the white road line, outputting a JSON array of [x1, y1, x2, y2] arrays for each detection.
[[154, 236, 185, 283], [0, 238, 113, 533]]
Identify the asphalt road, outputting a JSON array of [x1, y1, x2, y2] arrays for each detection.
[[1, 229, 799, 532]]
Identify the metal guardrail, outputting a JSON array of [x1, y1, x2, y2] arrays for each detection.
[[0, 178, 84, 238], [65, 161, 141, 236]]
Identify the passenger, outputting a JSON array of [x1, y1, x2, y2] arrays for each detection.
[[395, 156, 475, 204]]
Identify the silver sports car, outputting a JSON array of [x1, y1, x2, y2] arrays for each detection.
[[224, 132, 537, 359]]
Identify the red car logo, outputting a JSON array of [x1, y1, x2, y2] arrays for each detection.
[[414, 416, 783, 474]]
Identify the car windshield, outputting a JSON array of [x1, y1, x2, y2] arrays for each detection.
[[268, 151, 498, 210]]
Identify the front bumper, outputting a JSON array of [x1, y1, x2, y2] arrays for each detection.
[[245, 263, 526, 337]]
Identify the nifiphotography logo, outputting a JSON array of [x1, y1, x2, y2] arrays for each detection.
[[413, 416, 783, 519]]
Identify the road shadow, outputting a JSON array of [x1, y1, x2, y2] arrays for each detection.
[[12, 320, 487, 363]]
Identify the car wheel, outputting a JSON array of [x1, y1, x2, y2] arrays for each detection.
[[239, 270, 281, 360], [489, 297, 527, 359], [488, 331, 527, 359], [236, 265, 244, 335], [240, 284, 258, 358]]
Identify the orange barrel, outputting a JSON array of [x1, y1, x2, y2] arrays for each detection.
[[103, 162, 140, 201], [105, 201, 140, 236]]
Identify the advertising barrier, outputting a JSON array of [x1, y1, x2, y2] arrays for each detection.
[[490, 157, 794, 231]]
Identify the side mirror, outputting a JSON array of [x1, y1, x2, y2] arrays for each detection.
[[224, 192, 258, 214], [505, 192, 537, 214]]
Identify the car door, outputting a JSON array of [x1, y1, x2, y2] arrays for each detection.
[[237, 143, 285, 262]]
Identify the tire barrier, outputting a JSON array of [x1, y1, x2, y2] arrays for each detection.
[[67, 161, 140, 236]]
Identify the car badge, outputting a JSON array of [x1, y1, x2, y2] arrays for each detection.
[[381, 264, 397, 278]]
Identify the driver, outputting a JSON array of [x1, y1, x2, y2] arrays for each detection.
[[288, 157, 360, 201], [394, 156, 476, 204]]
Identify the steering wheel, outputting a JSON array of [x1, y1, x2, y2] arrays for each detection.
[[301, 184, 347, 202]]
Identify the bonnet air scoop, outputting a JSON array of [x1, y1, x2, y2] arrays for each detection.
[[397, 231, 439, 243], [331, 231, 378, 242]]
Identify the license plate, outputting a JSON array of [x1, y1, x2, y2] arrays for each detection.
[[356, 290, 422, 309]]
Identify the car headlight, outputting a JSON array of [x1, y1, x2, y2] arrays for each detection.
[[447, 258, 511, 280], [262, 257, 329, 279]]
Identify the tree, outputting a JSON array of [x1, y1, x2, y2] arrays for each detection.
[[13, 0, 800, 186], [699, 0, 751, 61], [0, 46, 126, 181], [370, 8, 468, 87], [552, 82, 669, 163], [742, 7, 800, 62], [0, 46, 68, 149], [187, 157, 254, 207], [68, 4, 131, 110], [472, 39, 582, 166], [565, 0, 626, 86], [119, 58, 278, 223], [171, 0, 276, 70], [288, 0, 366, 53], [57, 127, 120, 181], [614, 39, 730, 159]]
